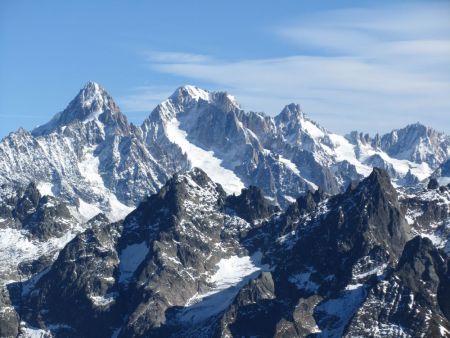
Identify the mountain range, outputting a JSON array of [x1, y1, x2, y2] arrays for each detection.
[[0, 82, 449, 337]]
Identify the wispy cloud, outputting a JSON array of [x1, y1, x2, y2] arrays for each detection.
[[130, 3, 450, 134], [117, 86, 173, 113], [144, 51, 212, 64]]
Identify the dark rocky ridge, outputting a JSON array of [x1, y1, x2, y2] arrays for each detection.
[[6, 167, 448, 337]]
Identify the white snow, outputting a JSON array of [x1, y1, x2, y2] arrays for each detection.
[[289, 269, 319, 292], [421, 233, 446, 248], [18, 324, 51, 338], [345, 283, 363, 291], [278, 155, 300, 176], [354, 141, 433, 181], [302, 119, 325, 139], [0, 225, 83, 285], [36, 182, 54, 197], [304, 178, 319, 191], [183, 85, 210, 102], [321, 133, 434, 183], [438, 176, 450, 186], [284, 195, 297, 204], [353, 263, 388, 280], [18, 323, 73, 338], [77, 199, 102, 223], [89, 292, 118, 307], [78, 147, 134, 222], [209, 254, 262, 290], [179, 252, 269, 323], [165, 118, 245, 195], [316, 284, 367, 337], [118, 242, 149, 283], [327, 134, 372, 176], [81, 82, 108, 123], [440, 325, 450, 336]]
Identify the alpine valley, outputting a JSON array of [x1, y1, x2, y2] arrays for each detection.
[[0, 82, 449, 338]]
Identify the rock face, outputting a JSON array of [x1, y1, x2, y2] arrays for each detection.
[[4, 167, 449, 337], [347, 236, 450, 337], [10, 169, 278, 337], [0, 182, 83, 338], [380, 123, 450, 167], [1, 82, 450, 337]]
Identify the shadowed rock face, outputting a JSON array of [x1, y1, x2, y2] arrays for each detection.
[[215, 168, 414, 337], [4, 166, 450, 337], [225, 186, 280, 223], [428, 178, 440, 190], [346, 236, 450, 337], [10, 169, 281, 338]]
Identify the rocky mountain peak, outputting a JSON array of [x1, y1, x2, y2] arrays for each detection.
[[32, 81, 123, 136], [353, 167, 398, 200], [396, 236, 449, 306], [362, 167, 393, 188], [169, 85, 240, 113], [275, 103, 304, 124], [121, 167, 226, 240], [12, 182, 41, 221], [380, 122, 450, 166], [170, 85, 211, 105], [225, 185, 279, 222], [274, 103, 327, 143]]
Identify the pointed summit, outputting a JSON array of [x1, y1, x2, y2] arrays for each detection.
[[380, 122, 450, 166], [275, 103, 326, 142], [32, 81, 121, 136], [170, 85, 211, 104], [168, 85, 240, 111], [275, 103, 304, 124]]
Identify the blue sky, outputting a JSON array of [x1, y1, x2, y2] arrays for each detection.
[[1, 0, 449, 138]]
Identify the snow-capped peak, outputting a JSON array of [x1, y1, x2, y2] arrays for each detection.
[[276, 103, 304, 122], [32, 81, 121, 136], [170, 85, 211, 103], [79, 81, 107, 109], [169, 85, 241, 111], [380, 122, 450, 166], [275, 103, 327, 141]]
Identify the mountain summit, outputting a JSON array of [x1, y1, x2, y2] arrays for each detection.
[[32, 81, 122, 136]]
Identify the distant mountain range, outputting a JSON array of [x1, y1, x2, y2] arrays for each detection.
[[0, 82, 449, 337]]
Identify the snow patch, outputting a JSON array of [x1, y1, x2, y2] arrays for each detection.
[[179, 252, 269, 323], [77, 199, 102, 223], [302, 119, 325, 139], [0, 226, 83, 284], [353, 263, 388, 280], [36, 182, 54, 197], [165, 118, 244, 195], [78, 147, 133, 222], [438, 176, 450, 186], [209, 254, 263, 291], [315, 284, 367, 337], [183, 85, 210, 102], [89, 292, 118, 307], [328, 134, 372, 176], [278, 155, 300, 176], [421, 233, 446, 248], [288, 268, 319, 292]]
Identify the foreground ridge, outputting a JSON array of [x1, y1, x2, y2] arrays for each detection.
[[1, 167, 449, 337]]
